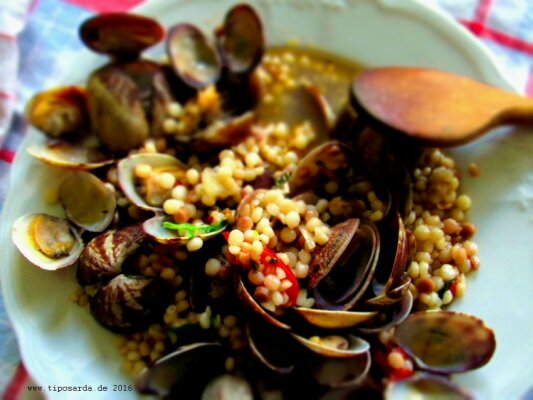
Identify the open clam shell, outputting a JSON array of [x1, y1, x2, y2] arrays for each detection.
[[258, 83, 334, 147], [117, 153, 187, 211], [59, 170, 116, 232], [167, 23, 221, 89], [136, 342, 227, 398], [357, 290, 413, 334], [309, 351, 371, 389], [236, 275, 291, 330], [12, 213, 83, 271], [216, 4, 264, 74], [288, 141, 352, 196], [27, 140, 114, 170], [393, 310, 496, 374], [246, 319, 295, 374], [384, 373, 473, 400], [80, 13, 164, 58], [365, 213, 411, 306], [143, 215, 226, 245], [311, 219, 380, 311], [293, 307, 377, 330], [291, 333, 370, 359], [26, 86, 89, 139]]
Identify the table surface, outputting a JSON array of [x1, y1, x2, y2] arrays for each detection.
[[0, 0, 532, 397]]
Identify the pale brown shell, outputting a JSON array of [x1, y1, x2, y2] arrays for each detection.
[[11, 213, 83, 271], [27, 140, 114, 170], [393, 310, 496, 374], [59, 170, 116, 232]]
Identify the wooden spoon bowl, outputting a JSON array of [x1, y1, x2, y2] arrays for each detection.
[[351, 67, 533, 147]]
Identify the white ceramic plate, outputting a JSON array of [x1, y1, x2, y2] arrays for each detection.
[[2, 0, 533, 399]]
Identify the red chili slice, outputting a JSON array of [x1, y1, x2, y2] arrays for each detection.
[[259, 247, 299, 307]]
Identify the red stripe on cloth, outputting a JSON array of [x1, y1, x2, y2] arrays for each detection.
[[64, 0, 145, 12], [0, 91, 17, 100], [0, 148, 16, 163], [3, 363, 30, 400], [0, 32, 16, 41], [474, 0, 493, 24], [460, 20, 533, 55]]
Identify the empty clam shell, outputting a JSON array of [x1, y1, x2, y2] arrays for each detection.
[[80, 13, 164, 58], [117, 153, 187, 211], [384, 373, 473, 400], [12, 213, 83, 271], [27, 140, 114, 170], [136, 342, 226, 398], [293, 307, 377, 329], [167, 23, 221, 89], [246, 319, 295, 374], [357, 290, 413, 334], [309, 351, 371, 389], [258, 83, 334, 146], [59, 170, 116, 232], [216, 4, 264, 74], [291, 333, 370, 359], [371, 213, 411, 300], [393, 310, 496, 374]]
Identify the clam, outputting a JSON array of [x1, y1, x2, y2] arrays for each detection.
[[384, 373, 473, 400], [26, 86, 89, 139], [27, 140, 114, 170], [393, 310, 496, 374], [143, 215, 227, 245], [246, 319, 295, 374], [87, 65, 149, 152], [187, 112, 255, 153], [167, 23, 221, 89], [59, 170, 116, 232], [291, 333, 370, 359], [202, 374, 254, 400], [77, 224, 146, 285], [364, 213, 412, 307], [79, 13, 164, 59], [216, 4, 264, 74], [310, 219, 380, 310], [90, 274, 173, 332], [308, 351, 371, 389], [136, 342, 227, 398], [117, 153, 187, 211], [108, 60, 164, 116], [293, 307, 377, 329], [236, 275, 291, 330], [11, 213, 83, 271], [258, 83, 334, 147], [357, 290, 413, 334], [289, 141, 352, 196]]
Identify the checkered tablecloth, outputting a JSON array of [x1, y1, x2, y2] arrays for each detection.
[[0, 0, 532, 398]]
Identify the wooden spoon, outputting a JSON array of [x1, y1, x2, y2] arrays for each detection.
[[351, 67, 533, 146]]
